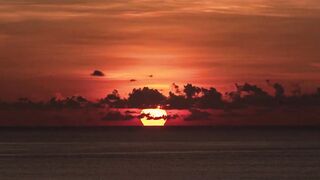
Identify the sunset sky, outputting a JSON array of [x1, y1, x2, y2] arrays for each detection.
[[0, 0, 320, 100]]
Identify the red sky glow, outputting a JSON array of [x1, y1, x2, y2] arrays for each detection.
[[0, 0, 320, 100]]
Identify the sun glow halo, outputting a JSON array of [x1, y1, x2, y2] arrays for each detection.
[[140, 108, 167, 126]]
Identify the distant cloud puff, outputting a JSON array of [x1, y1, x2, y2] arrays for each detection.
[[91, 70, 105, 77], [130, 79, 137, 82]]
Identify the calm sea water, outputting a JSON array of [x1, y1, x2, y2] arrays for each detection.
[[0, 127, 319, 180]]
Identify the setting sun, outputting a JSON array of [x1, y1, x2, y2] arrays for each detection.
[[140, 108, 167, 126]]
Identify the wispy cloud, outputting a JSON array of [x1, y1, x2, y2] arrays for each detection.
[[1, 0, 320, 22]]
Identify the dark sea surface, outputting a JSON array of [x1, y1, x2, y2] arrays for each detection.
[[0, 127, 319, 180]]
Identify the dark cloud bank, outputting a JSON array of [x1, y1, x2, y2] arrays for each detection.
[[0, 82, 319, 126], [1, 81, 319, 109]]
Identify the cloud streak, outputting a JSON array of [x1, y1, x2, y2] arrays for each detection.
[[1, 0, 320, 21]]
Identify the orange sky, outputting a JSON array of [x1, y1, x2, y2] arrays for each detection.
[[0, 0, 320, 100]]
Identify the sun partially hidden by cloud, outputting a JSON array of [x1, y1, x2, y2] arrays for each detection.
[[140, 108, 167, 126], [0, 0, 319, 100]]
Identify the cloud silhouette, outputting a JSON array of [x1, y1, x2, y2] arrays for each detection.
[[236, 83, 268, 96], [184, 109, 211, 121], [138, 113, 167, 120], [102, 111, 134, 121], [91, 70, 105, 77], [266, 80, 285, 98], [130, 79, 137, 82], [171, 83, 181, 94]]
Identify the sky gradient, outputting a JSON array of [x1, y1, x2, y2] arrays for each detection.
[[0, 0, 320, 100]]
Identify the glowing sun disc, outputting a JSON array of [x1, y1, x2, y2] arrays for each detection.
[[140, 108, 167, 126]]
